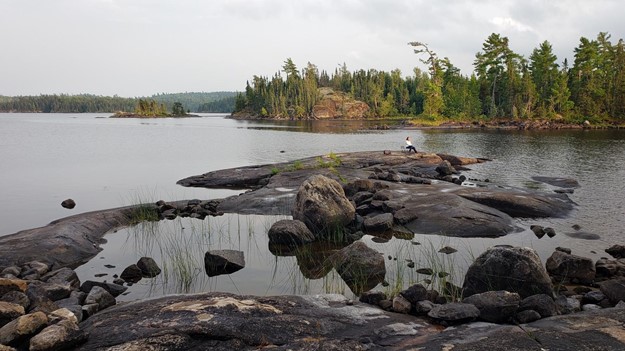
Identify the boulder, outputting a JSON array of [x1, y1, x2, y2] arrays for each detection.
[[595, 257, 625, 279], [61, 199, 76, 209], [0, 291, 29, 310], [462, 246, 554, 299], [119, 264, 143, 283], [292, 175, 355, 235], [27, 281, 71, 302], [546, 251, 595, 284], [0, 302, 24, 328], [137, 257, 161, 277], [435, 160, 456, 176], [363, 213, 394, 232], [518, 294, 557, 318], [427, 303, 480, 324], [414, 300, 436, 315], [605, 245, 625, 259], [462, 290, 521, 323], [41, 268, 80, 290], [28, 319, 87, 351], [331, 241, 385, 294], [204, 250, 245, 277], [0, 311, 47, 346], [268, 220, 316, 246], [84, 286, 116, 311], [555, 295, 581, 314], [399, 284, 427, 305], [599, 278, 625, 305]]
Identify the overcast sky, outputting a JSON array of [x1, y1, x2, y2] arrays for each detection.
[[1, 0, 624, 97]]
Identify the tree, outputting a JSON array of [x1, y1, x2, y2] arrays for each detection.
[[408, 41, 444, 118], [474, 33, 523, 118], [172, 102, 185, 116], [530, 40, 559, 117]]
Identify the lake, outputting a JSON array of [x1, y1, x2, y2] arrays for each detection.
[[1, 113, 624, 301]]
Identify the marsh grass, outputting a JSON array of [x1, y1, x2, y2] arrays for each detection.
[[374, 235, 476, 302]]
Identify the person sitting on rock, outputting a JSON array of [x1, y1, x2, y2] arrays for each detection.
[[405, 136, 417, 153]]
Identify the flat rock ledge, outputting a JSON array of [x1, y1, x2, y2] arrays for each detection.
[[177, 150, 574, 238], [75, 292, 625, 350]]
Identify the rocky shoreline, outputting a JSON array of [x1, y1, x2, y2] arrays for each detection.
[[1, 150, 625, 350]]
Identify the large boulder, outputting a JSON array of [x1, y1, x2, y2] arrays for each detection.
[[292, 175, 355, 235], [462, 246, 554, 299], [546, 251, 596, 284], [204, 250, 245, 277], [268, 220, 316, 246], [462, 290, 521, 323], [331, 241, 385, 294]]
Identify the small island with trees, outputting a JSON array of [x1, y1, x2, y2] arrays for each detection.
[[111, 99, 197, 118]]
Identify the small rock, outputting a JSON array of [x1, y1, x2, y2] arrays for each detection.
[[416, 268, 434, 275], [392, 295, 412, 314], [605, 245, 625, 259], [61, 199, 76, 209], [204, 250, 245, 277], [530, 225, 545, 238], [438, 246, 457, 254], [518, 294, 557, 318], [137, 257, 161, 277], [544, 227, 556, 238], [427, 303, 480, 324], [555, 295, 581, 314], [84, 286, 116, 311], [120, 264, 143, 283], [555, 247, 572, 254], [515, 309, 541, 323], [359, 291, 387, 306]]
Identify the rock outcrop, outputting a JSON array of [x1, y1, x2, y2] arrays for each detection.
[[312, 87, 370, 119]]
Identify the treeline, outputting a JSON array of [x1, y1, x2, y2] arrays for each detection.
[[197, 96, 236, 113], [0, 92, 237, 113], [235, 32, 625, 122]]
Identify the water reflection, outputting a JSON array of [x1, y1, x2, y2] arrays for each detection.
[[232, 118, 403, 133]]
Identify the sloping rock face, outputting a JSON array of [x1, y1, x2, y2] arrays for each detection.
[[292, 175, 355, 235], [77, 292, 438, 350], [312, 87, 370, 119], [462, 246, 554, 299]]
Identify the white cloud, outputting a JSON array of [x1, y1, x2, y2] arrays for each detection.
[[490, 17, 537, 34]]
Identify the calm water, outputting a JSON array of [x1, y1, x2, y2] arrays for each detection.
[[1, 113, 624, 301]]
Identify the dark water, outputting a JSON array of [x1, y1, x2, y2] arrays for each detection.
[[1, 113, 624, 301]]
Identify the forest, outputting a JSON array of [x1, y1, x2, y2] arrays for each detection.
[[0, 92, 236, 113], [234, 32, 625, 123]]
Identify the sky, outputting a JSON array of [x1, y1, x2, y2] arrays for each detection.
[[1, 0, 624, 97]]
